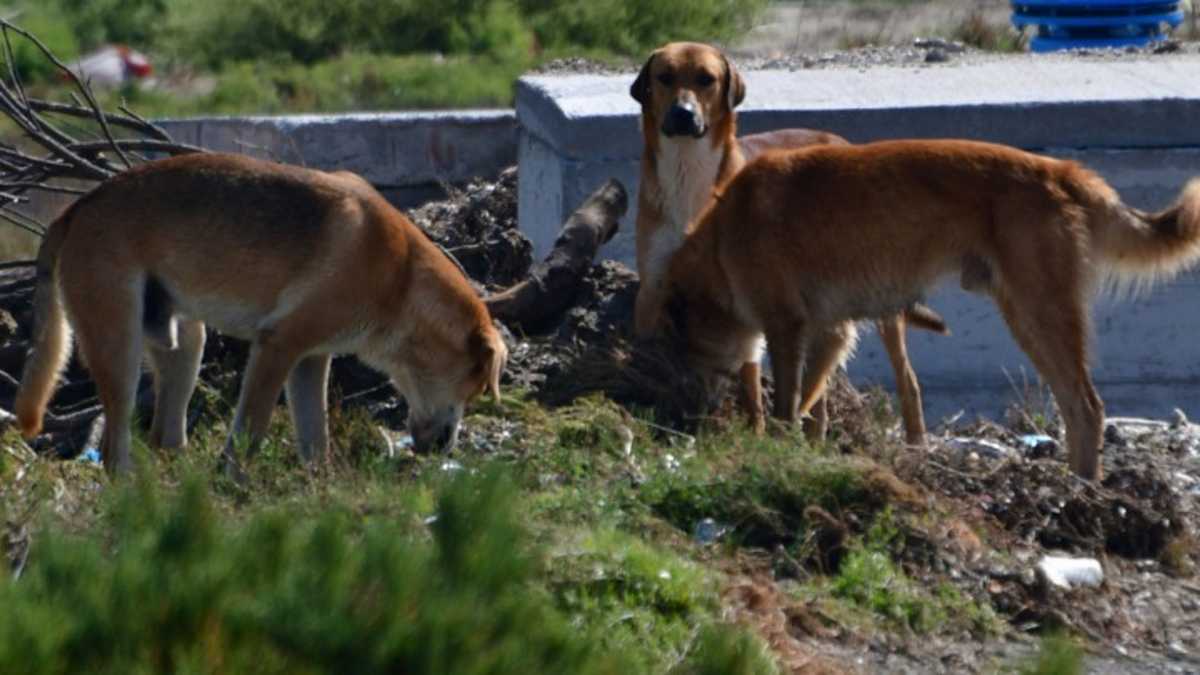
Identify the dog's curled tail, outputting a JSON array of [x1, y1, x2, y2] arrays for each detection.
[[14, 211, 74, 438], [1091, 177, 1200, 296]]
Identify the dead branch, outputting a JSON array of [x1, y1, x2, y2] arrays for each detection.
[[485, 179, 627, 328], [0, 18, 205, 233]]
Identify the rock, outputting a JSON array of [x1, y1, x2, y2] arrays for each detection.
[[0, 310, 18, 342], [1171, 408, 1189, 429], [924, 48, 950, 63]]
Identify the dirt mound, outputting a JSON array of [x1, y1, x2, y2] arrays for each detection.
[[408, 166, 532, 290]]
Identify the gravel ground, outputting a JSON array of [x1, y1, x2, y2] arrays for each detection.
[[534, 37, 1200, 77]]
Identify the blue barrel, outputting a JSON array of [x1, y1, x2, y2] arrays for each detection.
[[1011, 0, 1184, 51]]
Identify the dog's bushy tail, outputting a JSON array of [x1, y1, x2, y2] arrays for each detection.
[[1089, 177, 1200, 296], [14, 211, 74, 438]]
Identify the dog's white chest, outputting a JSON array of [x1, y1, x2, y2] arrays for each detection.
[[654, 138, 723, 234]]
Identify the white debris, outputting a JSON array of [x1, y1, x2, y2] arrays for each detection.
[[617, 424, 634, 456], [947, 437, 1017, 461], [1036, 555, 1104, 589]]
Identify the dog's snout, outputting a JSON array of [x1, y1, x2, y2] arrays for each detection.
[[662, 100, 704, 138]]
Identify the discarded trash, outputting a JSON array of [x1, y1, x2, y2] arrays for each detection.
[[423, 514, 439, 526], [947, 437, 1017, 461], [440, 459, 464, 473], [662, 453, 681, 472], [68, 45, 153, 88], [378, 429, 416, 458], [617, 424, 634, 456], [913, 37, 966, 53], [1018, 434, 1059, 459], [77, 448, 101, 465], [1035, 555, 1103, 589], [693, 518, 729, 544]]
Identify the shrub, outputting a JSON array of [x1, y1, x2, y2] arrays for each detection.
[[163, 0, 535, 67], [0, 472, 628, 674], [519, 0, 770, 55], [3, 7, 80, 83], [45, 0, 169, 50]]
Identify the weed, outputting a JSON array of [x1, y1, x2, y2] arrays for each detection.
[[952, 10, 1023, 52], [1020, 632, 1085, 675]]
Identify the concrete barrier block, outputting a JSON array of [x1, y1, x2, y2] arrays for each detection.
[[516, 57, 1200, 418], [158, 111, 517, 207]]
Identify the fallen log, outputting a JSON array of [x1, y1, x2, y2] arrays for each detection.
[[484, 179, 627, 330]]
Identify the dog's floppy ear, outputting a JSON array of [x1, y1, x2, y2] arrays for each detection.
[[630, 52, 656, 105], [470, 328, 507, 403], [722, 55, 745, 111]]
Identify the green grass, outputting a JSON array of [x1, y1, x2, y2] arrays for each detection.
[[1020, 633, 1085, 675], [0, 388, 1011, 671]]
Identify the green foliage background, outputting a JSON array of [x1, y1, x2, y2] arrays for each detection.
[[4, 0, 768, 113]]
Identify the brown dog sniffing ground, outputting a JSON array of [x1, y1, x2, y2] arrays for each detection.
[[630, 41, 945, 442], [15, 153, 507, 476]]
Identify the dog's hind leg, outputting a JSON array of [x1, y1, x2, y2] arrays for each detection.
[[797, 322, 858, 442], [147, 318, 206, 449], [993, 278, 1104, 480], [877, 314, 926, 445], [69, 277, 144, 475], [285, 353, 332, 465]]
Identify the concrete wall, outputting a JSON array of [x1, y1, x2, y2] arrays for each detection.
[[158, 110, 517, 207], [515, 57, 1200, 421]]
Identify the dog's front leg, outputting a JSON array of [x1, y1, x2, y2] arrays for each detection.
[[286, 353, 332, 466], [766, 322, 808, 422], [224, 338, 301, 477], [633, 280, 667, 338], [738, 361, 765, 434]]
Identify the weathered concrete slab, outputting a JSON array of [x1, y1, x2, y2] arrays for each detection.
[[517, 56, 1200, 261], [158, 111, 517, 207], [517, 56, 1200, 420]]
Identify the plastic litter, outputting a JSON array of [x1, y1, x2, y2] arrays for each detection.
[[617, 424, 633, 457], [77, 448, 102, 465], [947, 437, 1017, 461], [1035, 555, 1103, 589], [1018, 434, 1058, 459], [693, 518, 729, 544]]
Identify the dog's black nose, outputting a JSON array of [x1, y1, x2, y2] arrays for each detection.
[[662, 101, 704, 138]]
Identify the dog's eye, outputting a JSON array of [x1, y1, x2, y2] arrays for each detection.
[[656, 72, 675, 87], [696, 72, 716, 87]]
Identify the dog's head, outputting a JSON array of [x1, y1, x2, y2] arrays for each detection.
[[630, 42, 745, 140], [653, 282, 757, 399], [392, 324, 507, 455]]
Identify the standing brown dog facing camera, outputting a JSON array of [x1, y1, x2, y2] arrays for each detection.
[[630, 41, 945, 442], [646, 138, 1200, 480]]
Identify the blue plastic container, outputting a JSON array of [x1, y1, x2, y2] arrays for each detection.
[[1011, 0, 1184, 51]]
